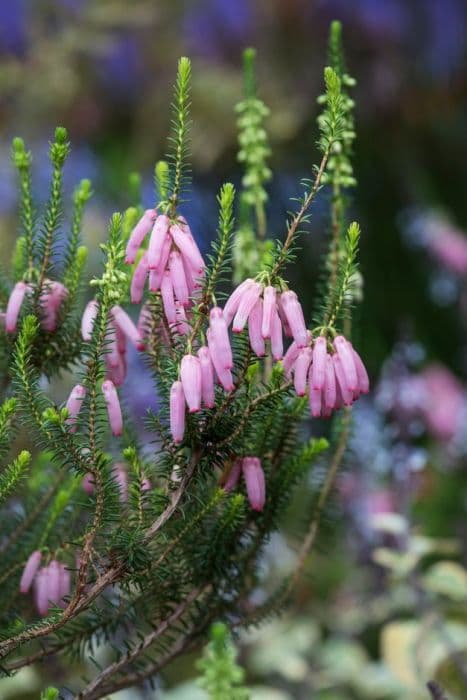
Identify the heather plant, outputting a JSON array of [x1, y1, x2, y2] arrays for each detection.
[[0, 22, 368, 698]]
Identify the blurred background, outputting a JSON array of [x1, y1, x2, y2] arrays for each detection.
[[1, 1, 467, 698]]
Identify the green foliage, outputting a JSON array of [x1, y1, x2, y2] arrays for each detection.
[[0, 450, 30, 505], [197, 622, 250, 700], [40, 688, 59, 700], [165, 56, 192, 213]]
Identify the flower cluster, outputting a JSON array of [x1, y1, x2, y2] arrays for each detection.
[[65, 380, 123, 437], [285, 334, 369, 417], [4, 279, 68, 334], [127, 210, 205, 333], [20, 551, 71, 616]]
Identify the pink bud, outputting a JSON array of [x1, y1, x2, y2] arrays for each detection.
[[293, 347, 312, 396], [180, 354, 202, 413], [125, 209, 157, 264], [148, 215, 170, 270], [209, 307, 233, 369], [198, 346, 215, 408], [352, 347, 370, 394], [223, 278, 255, 326], [207, 329, 235, 391], [102, 380, 123, 436], [20, 550, 42, 593], [242, 457, 266, 511], [223, 458, 242, 492], [142, 477, 151, 491], [161, 270, 177, 324], [280, 291, 308, 348], [111, 305, 144, 351], [311, 337, 327, 390], [170, 380, 186, 443], [270, 307, 283, 360], [248, 299, 266, 357], [323, 354, 337, 410], [261, 286, 276, 339], [332, 354, 354, 406], [6, 281, 28, 333], [148, 232, 172, 292], [130, 253, 149, 303], [232, 282, 262, 333], [169, 251, 189, 307], [170, 223, 205, 275], [81, 299, 99, 341], [65, 384, 86, 432], [333, 336, 358, 392], [282, 340, 301, 377], [58, 564, 71, 607]]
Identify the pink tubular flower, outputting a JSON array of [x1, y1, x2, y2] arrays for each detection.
[[5, 281, 28, 333], [130, 253, 149, 303], [280, 291, 308, 347], [170, 222, 205, 275], [41, 281, 68, 332], [207, 329, 235, 391], [111, 305, 144, 351], [105, 350, 127, 387], [180, 354, 202, 413], [81, 299, 99, 341], [125, 208, 157, 264], [65, 384, 86, 432], [232, 282, 262, 333], [209, 307, 233, 369], [47, 560, 61, 607], [242, 457, 266, 511], [82, 472, 95, 495], [248, 299, 265, 357], [198, 346, 215, 408], [34, 567, 49, 616], [102, 380, 123, 436], [282, 340, 301, 377], [170, 380, 186, 443], [333, 336, 358, 392], [148, 232, 172, 292], [20, 550, 42, 593], [161, 271, 177, 324], [270, 308, 283, 360], [169, 251, 189, 307], [332, 354, 354, 406], [309, 385, 323, 418], [223, 278, 255, 325], [293, 347, 313, 396], [148, 214, 170, 270], [323, 354, 337, 411], [352, 348, 370, 394], [222, 458, 242, 492], [311, 337, 327, 390], [261, 285, 276, 339]]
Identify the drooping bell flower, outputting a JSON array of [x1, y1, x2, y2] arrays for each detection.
[[232, 282, 262, 333], [241, 457, 266, 511], [81, 299, 99, 341], [293, 347, 312, 397], [65, 384, 86, 433], [180, 354, 202, 413], [19, 550, 42, 594], [148, 214, 171, 270], [111, 305, 145, 351], [311, 336, 327, 390], [33, 560, 70, 616], [40, 281, 68, 332], [333, 335, 358, 392], [198, 346, 215, 408], [125, 208, 158, 264], [170, 380, 186, 443], [102, 379, 123, 436], [280, 291, 308, 348], [209, 307, 233, 369], [222, 458, 242, 492], [248, 299, 265, 357], [207, 329, 235, 391], [5, 281, 29, 333]]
